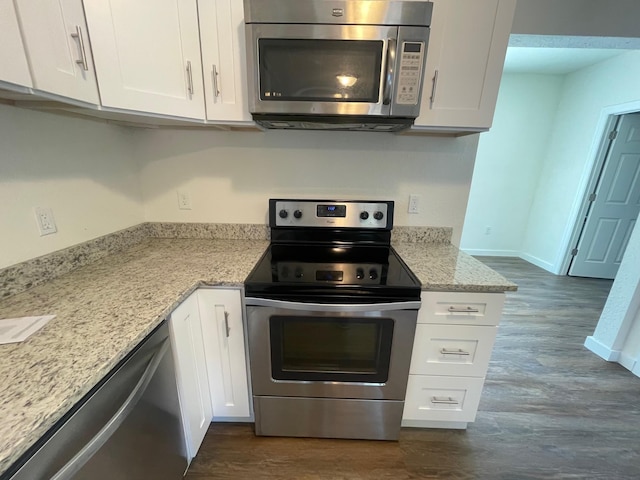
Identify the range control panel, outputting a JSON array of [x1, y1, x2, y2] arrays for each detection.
[[270, 199, 394, 229], [276, 262, 383, 284]]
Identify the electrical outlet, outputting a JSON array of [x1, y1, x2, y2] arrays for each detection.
[[485, 226, 492, 235], [34, 207, 57, 236], [408, 194, 420, 214], [177, 191, 192, 210]]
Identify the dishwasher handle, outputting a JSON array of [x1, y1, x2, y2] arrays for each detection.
[[50, 339, 170, 480]]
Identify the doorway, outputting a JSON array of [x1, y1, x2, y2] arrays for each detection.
[[566, 112, 640, 279]]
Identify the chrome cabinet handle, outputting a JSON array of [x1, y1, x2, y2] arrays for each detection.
[[431, 396, 459, 405], [50, 340, 170, 480], [212, 64, 220, 98], [382, 38, 396, 105], [448, 306, 480, 313], [440, 348, 470, 356], [186, 60, 194, 95], [70, 25, 88, 71], [429, 69, 439, 108], [223, 310, 230, 337]]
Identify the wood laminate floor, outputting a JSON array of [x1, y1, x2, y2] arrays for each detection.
[[185, 257, 640, 479]]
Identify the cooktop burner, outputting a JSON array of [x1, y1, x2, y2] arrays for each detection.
[[244, 199, 421, 302]]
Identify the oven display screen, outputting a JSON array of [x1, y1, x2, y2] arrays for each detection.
[[316, 270, 343, 281], [317, 204, 346, 217]]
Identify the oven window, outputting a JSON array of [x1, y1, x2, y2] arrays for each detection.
[[270, 316, 393, 383], [258, 39, 383, 102]]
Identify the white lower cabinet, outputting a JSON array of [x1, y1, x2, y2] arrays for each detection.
[[198, 288, 252, 421], [403, 291, 505, 429], [169, 291, 213, 462]]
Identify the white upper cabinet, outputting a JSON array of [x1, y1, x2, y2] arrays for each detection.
[[13, 0, 100, 103], [199, 0, 251, 122], [83, 0, 206, 119], [414, 0, 516, 131], [0, 0, 32, 88]]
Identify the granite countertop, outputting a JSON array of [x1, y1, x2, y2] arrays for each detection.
[[393, 242, 517, 292], [0, 236, 515, 475]]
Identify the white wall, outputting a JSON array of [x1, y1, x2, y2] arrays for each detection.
[[134, 129, 479, 245], [0, 104, 143, 268], [585, 215, 640, 374], [460, 73, 564, 256], [522, 50, 640, 273]]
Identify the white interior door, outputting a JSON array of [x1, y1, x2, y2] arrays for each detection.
[[569, 113, 640, 279]]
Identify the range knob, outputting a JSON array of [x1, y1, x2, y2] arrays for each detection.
[[279, 209, 288, 219], [356, 268, 365, 280], [294, 210, 303, 219], [294, 268, 304, 279], [369, 269, 379, 280], [360, 211, 369, 220], [373, 211, 384, 221]]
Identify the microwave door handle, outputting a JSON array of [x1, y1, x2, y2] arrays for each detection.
[[382, 38, 397, 105]]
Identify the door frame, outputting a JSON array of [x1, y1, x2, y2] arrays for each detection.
[[558, 99, 640, 276]]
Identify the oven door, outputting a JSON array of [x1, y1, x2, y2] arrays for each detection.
[[246, 298, 419, 401], [245, 24, 428, 118]]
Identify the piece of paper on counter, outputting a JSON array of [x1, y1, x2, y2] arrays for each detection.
[[0, 315, 56, 344]]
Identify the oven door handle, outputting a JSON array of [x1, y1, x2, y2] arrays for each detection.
[[245, 297, 421, 312]]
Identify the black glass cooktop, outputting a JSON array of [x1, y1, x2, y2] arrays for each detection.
[[244, 244, 421, 302]]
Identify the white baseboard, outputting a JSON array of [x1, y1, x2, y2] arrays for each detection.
[[519, 252, 556, 274], [584, 336, 621, 361], [619, 352, 638, 373], [461, 249, 520, 257]]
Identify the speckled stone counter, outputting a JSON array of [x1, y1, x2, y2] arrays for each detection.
[[0, 234, 515, 476], [0, 238, 268, 476], [393, 242, 517, 292]]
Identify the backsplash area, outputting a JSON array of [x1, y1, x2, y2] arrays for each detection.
[[0, 223, 451, 299]]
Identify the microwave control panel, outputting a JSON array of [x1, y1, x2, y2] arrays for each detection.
[[395, 42, 425, 105]]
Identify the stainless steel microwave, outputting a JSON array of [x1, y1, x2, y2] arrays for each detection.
[[243, 0, 433, 132]]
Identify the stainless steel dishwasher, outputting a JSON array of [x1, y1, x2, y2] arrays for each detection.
[[4, 321, 188, 480]]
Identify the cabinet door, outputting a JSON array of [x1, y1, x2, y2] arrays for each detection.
[[14, 0, 99, 103], [0, 0, 32, 87], [414, 0, 515, 130], [83, 0, 205, 119], [169, 292, 213, 461], [199, 0, 251, 122], [198, 288, 252, 420]]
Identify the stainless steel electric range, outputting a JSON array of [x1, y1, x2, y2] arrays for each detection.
[[244, 199, 421, 441]]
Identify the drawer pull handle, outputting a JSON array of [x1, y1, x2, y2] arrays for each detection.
[[431, 396, 459, 405], [448, 306, 480, 313], [440, 348, 470, 356]]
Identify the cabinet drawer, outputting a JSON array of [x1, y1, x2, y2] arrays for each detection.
[[410, 324, 497, 377], [403, 375, 484, 423], [418, 292, 505, 326]]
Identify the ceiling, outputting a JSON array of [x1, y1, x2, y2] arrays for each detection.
[[503, 47, 626, 74], [503, 35, 640, 75]]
